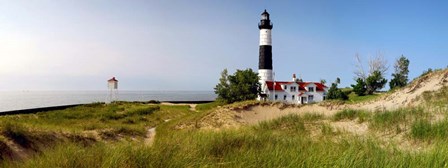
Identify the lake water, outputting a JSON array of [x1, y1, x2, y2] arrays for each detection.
[[0, 91, 216, 112]]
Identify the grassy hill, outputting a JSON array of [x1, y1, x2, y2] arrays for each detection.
[[1, 70, 448, 167]]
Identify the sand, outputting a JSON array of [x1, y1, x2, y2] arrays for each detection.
[[186, 70, 448, 130]]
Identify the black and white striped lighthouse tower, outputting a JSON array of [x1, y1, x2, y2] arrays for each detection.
[[258, 9, 273, 89]]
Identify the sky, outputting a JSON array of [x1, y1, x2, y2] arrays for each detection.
[[0, 0, 447, 91]]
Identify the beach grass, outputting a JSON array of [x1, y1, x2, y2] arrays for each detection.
[[3, 98, 448, 167], [4, 112, 448, 167]]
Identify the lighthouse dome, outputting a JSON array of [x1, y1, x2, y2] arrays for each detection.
[[259, 9, 273, 29], [261, 9, 269, 20]]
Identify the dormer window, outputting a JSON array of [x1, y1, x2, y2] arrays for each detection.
[[290, 86, 297, 92], [308, 87, 315, 92]]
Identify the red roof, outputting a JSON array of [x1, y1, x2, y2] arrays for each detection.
[[265, 81, 326, 92], [108, 77, 118, 82], [265, 81, 286, 91]]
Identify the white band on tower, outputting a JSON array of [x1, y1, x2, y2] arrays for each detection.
[[259, 29, 272, 46]]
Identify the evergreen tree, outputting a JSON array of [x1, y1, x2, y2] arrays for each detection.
[[327, 78, 348, 100], [214, 69, 230, 102], [365, 70, 387, 94], [389, 55, 410, 89], [351, 78, 367, 96]]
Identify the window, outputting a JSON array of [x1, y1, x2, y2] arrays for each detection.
[[308, 87, 315, 92], [283, 95, 287, 100], [292, 95, 295, 100], [308, 95, 314, 102], [283, 85, 287, 90], [290, 86, 296, 92], [275, 94, 278, 100]]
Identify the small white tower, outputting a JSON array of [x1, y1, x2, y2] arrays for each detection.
[[107, 77, 118, 103]]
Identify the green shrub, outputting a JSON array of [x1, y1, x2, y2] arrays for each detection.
[[147, 100, 161, 104]]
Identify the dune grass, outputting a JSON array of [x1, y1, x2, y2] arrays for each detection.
[[196, 101, 226, 112], [0, 102, 191, 136], [347, 92, 381, 103], [333, 109, 370, 122], [4, 113, 448, 167], [4, 100, 448, 167], [411, 119, 448, 140]]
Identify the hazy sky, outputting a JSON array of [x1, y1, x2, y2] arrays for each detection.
[[1, 1, 447, 91]]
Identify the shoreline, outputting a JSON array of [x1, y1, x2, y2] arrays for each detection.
[[0, 100, 214, 116]]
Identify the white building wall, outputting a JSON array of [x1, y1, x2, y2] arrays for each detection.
[[262, 82, 326, 104], [258, 69, 273, 97]]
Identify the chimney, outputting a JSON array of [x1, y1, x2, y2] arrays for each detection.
[[292, 74, 297, 82]]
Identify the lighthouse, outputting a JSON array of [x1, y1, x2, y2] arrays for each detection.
[[258, 9, 273, 91], [256, 10, 329, 104]]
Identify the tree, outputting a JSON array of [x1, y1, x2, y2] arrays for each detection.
[[351, 78, 367, 96], [214, 68, 261, 103], [327, 78, 348, 100], [389, 55, 410, 89], [353, 52, 389, 95], [365, 70, 387, 94], [214, 69, 230, 101], [354, 52, 388, 80], [320, 79, 326, 85]]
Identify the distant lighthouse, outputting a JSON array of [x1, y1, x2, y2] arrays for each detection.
[[258, 9, 273, 89]]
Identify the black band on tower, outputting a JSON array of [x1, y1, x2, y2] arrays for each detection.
[[259, 45, 272, 70]]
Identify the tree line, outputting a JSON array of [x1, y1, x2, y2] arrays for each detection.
[[327, 54, 410, 100], [214, 54, 411, 103]]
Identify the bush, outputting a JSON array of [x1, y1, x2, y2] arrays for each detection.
[[327, 83, 349, 100], [147, 100, 161, 104]]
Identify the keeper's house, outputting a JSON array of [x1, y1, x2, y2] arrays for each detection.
[[260, 74, 327, 104]]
